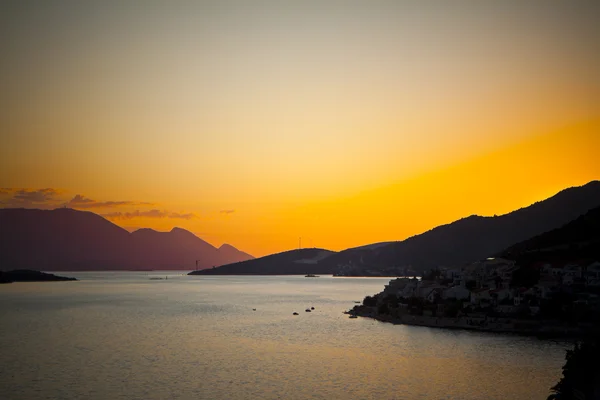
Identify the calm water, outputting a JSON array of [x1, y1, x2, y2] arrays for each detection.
[[0, 272, 570, 400]]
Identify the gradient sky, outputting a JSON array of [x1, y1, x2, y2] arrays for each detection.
[[1, 1, 599, 256]]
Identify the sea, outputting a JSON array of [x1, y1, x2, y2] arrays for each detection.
[[0, 272, 570, 400]]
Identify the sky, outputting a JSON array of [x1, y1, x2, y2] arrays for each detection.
[[1, 1, 599, 257]]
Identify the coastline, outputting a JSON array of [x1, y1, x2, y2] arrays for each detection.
[[348, 306, 593, 338]]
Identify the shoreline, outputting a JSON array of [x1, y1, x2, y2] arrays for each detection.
[[348, 306, 594, 339]]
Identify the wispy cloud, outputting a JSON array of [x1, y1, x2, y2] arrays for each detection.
[[0, 190, 197, 221], [14, 188, 58, 203], [66, 194, 152, 209], [168, 212, 196, 220], [103, 209, 166, 219], [103, 209, 197, 220], [0, 188, 61, 208], [220, 209, 236, 215]]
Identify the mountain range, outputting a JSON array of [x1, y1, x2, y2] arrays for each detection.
[[2, 181, 599, 274], [201, 181, 600, 275], [0, 208, 253, 271]]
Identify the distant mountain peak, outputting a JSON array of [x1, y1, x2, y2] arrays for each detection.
[[170, 227, 195, 236], [132, 227, 159, 234], [218, 243, 255, 261]]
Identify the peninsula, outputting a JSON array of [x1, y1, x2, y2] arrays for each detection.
[[189, 248, 335, 275], [0, 270, 78, 284], [348, 205, 600, 337]]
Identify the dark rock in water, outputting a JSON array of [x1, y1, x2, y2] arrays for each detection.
[[0, 270, 77, 283], [311, 307, 315, 310], [293, 312, 299, 315], [305, 309, 311, 312]]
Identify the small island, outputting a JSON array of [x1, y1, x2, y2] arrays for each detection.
[[0, 270, 78, 284]]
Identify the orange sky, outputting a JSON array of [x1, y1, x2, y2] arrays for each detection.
[[1, 2, 599, 257]]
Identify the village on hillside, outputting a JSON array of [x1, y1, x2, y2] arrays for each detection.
[[351, 257, 600, 336]]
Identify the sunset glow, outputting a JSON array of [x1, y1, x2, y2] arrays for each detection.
[[1, 1, 598, 257]]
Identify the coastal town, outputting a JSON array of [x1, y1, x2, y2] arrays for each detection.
[[350, 257, 600, 336]]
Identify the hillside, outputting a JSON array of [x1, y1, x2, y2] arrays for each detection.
[[0, 208, 253, 271], [189, 248, 336, 275], [322, 181, 600, 274], [497, 205, 600, 266]]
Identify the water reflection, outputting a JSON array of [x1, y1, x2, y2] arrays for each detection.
[[0, 273, 569, 400]]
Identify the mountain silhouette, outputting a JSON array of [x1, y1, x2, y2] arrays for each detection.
[[0, 208, 253, 271], [321, 180, 600, 274], [2, 181, 599, 274], [189, 248, 336, 275]]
